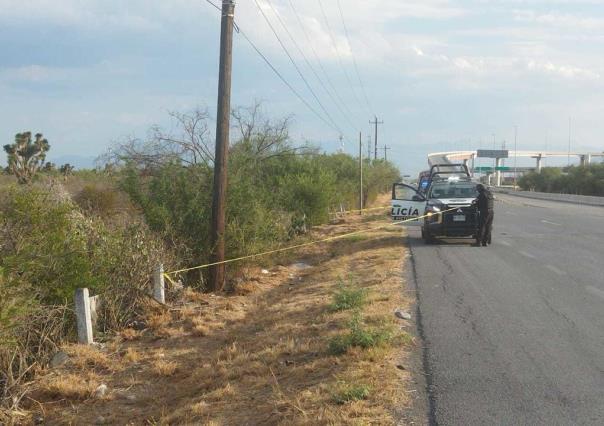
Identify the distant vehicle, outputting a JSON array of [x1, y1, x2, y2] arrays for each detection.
[[392, 164, 480, 244], [417, 163, 470, 194]]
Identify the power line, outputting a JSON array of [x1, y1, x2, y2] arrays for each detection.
[[317, 0, 364, 118], [287, 0, 358, 128], [202, 0, 341, 136], [252, 0, 344, 136], [265, 0, 357, 134], [336, 0, 373, 116]]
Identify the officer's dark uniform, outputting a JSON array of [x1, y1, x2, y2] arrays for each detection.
[[476, 184, 494, 246]]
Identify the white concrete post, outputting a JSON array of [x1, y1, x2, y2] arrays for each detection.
[[495, 158, 502, 187], [536, 155, 543, 173], [74, 288, 94, 345], [153, 264, 165, 304]]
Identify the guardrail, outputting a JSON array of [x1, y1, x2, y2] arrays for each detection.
[[494, 188, 604, 207]]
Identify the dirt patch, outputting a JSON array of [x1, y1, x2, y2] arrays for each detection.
[[29, 208, 421, 425]]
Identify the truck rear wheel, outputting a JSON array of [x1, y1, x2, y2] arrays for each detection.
[[423, 228, 434, 244]]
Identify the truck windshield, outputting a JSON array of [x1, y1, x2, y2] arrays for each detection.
[[429, 182, 478, 199]]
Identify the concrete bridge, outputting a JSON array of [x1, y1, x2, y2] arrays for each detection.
[[428, 150, 604, 186]]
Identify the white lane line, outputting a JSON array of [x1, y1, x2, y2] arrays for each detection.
[[586, 286, 604, 301], [545, 264, 566, 276], [499, 240, 512, 247], [506, 211, 519, 216], [541, 220, 562, 226], [518, 250, 537, 259]]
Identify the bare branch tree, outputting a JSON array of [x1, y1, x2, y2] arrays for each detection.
[[231, 102, 312, 161], [99, 108, 215, 170]]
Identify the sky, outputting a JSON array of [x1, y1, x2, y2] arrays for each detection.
[[1, 0, 603, 175]]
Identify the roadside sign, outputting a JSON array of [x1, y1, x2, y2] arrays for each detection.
[[477, 149, 509, 158], [474, 166, 511, 172]]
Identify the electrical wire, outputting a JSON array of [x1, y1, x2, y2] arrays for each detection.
[[317, 0, 364, 119], [286, 0, 359, 127], [252, 0, 344, 136], [336, 0, 374, 116], [264, 0, 357, 134], [202, 0, 341, 136]]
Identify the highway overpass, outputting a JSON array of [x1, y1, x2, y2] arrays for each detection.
[[428, 150, 604, 186]]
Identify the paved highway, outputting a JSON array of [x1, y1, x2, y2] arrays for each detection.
[[408, 194, 604, 425]]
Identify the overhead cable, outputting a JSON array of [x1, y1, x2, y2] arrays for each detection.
[[317, 0, 364, 118], [336, 0, 374, 116], [287, 0, 359, 127], [252, 0, 344, 136], [202, 0, 342, 136], [265, 0, 357, 134]]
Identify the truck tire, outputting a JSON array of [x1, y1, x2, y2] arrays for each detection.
[[423, 228, 434, 244]]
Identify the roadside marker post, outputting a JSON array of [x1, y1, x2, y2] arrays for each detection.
[[153, 263, 166, 304], [74, 288, 94, 345]]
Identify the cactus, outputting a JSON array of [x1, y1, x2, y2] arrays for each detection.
[[3, 132, 50, 184]]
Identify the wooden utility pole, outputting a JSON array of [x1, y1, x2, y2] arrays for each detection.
[[209, 0, 236, 292], [382, 145, 391, 161], [359, 132, 363, 214], [369, 116, 383, 160]]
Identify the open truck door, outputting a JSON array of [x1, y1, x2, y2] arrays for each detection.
[[391, 183, 427, 226]]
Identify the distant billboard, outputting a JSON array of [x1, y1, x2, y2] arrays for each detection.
[[477, 149, 509, 158]]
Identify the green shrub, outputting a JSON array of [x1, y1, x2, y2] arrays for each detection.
[[74, 184, 119, 216], [115, 109, 401, 288], [518, 164, 604, 196], [332, 383, 371, 404], [330, 279, 367, 312], [328, 314, 392, 355]]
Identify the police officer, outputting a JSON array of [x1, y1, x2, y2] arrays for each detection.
[[476, 184, 494, 246]]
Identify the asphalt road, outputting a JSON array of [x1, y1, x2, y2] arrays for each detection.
[[408, 194, 604, 426]]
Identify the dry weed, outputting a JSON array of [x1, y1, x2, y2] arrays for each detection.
[[152, 360, 178, 377], [147, 312, 173, 330], [119, 328, 140, 341], [40, 374, 98, 400], [192, 324, 210, 337], [123, 347, 141, 364], [63, 344, 116, 371], [191, 400, 210, 416]]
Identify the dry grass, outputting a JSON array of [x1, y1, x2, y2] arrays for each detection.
[[122, 347, 141, 364], [63, 344, 117, 372], [39, 373, 99, 401], [146, 311, 172, 330], [119, 328, 140, 341], [152, 360, 178, 377], [34, 195, 417, 425]]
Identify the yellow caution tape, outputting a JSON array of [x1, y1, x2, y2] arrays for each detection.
[[331, 205, 390, 215], [163, 207, 458, 278]]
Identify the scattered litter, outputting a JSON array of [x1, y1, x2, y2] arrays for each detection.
[[94, 384, 108, 399], [50, 351, 69, 368], [261, 269, 270, 275], [394, 309, 412, 320], [396, 364, 406, 371], [290, 262, 311, 270]]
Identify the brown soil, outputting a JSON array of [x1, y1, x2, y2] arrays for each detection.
[[30, 199, 419, 425]]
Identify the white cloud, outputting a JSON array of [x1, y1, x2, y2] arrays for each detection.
[[514, 9, 604, 30]]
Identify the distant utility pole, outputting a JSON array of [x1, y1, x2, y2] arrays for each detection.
[[514, 126, 518, 189], [382, 145, 391, 161], [568, 116, 572, 167], [366, 135, 372, 160], [209, 0, 236, 292], [369, 116, 383, 160], [359, 132, 363, 214]]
